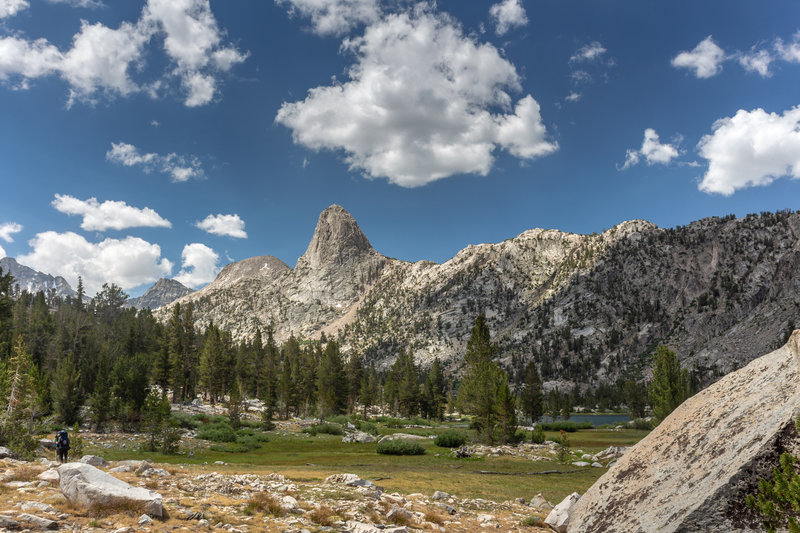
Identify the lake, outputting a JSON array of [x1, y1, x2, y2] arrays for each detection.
[[539, 414, 631, 426]]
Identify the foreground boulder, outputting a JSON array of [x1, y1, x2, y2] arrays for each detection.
[[568, 331, 800, 533], [545, 492, 580, 532], [58, 463, 163, 517]]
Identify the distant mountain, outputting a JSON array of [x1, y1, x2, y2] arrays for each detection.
[[125, 278, 193, 310], [158, 206, 800, 390], [0, 257, 76, 300]]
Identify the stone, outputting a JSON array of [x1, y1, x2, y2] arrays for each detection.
[[0, 514, 19, 529], [386, 507, 412, 522], [113, 528, 134, 533], [432, 490, 450, 500], [342, 431, 377, 444], [544, 492, 580, 533], [109, 465, 131, 473], [17, 513, 58, 529], [20, 501, 57, 513], [39, 439, 55, 450], [529, 493, 552, 511], [281, 495, 298, 511], [36, 470, 59, 482], [569, 332, 800, 533], [0, 447, 15, 459], [571, 461, 590, 467], [435, 503, 456, 515], [138, 513, 152, 525], [453, 446, 472, 458], [325, 473, 374, 488], [79, 455, 109, 468], [135, 462, 154, 476], [58, 462, 163, 517], [591, 462, 603, 468]]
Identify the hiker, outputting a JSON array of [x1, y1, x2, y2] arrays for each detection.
[[55, 429, 70, 463]]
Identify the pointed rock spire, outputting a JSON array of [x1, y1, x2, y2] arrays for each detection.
[[299, 205, 375, 269]]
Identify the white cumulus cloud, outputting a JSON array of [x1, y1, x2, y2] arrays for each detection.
[[697, 106, 800, 196], [18, 231, 172, 295], [276, 8, 557, 187], [173, 242, 219, 288], [46, 0, 104, 9], [570, 41, 607, 63], [0, 0, 246, 106], [51, 194, 172, 232], [738, 48, 773, 77], [196, 213, 247, 238], [0, 0, 28, 18], [0, 222, 22, 243], [276, 0, 381, 36], [106, 141, 204, 182], [621, 128, 680, 170], [0, 244, 5, 258], [671, 36, 726, 78], [489, 0, 527, 36]]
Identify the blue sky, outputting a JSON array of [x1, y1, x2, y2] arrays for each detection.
[[1, 0, 799, 296]]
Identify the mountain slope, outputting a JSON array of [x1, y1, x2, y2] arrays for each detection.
[[0, 257, 76, 300], [160, 206, 800, 388], [125, 278, 194, 310]]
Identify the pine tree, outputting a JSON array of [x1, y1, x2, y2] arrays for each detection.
[[519, 360, 544, 424], [51, 354, 81, 425], [317, 340, 346, 419], [422, 357, 445, 420], [394, 348, 420, 417], [0, 267, 13, 358], [199, 324, 224, 403], [227, 378, 242, 429], [649, 346, 690, 424], [359, 365, 378, 419], [495, 380, 517, 444], [346, 354, 364, 415], [457, 315, 509, 443]]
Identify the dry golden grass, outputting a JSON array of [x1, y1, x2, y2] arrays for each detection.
[[308, 504, 335, 526], [423, 508, 447, 525], [3, 465, 40, 482], [244, 491, 285, 517]]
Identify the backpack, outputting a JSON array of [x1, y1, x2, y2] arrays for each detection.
[[57, 431, 69, 449]]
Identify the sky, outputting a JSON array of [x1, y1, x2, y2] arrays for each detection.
[[1, 0, 799, 297]]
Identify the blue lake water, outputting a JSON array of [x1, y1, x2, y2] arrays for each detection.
[[539, 414, 631, 426]]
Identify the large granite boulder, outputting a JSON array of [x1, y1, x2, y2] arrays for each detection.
[[58, 463, 163, 517], [569, 331, 800, 533]]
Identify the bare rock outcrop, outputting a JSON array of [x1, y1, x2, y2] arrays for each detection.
[[58, 462, 163, 518], [568, 330, 800, 533]]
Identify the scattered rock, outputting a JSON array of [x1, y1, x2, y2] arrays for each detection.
[[544, 492, 580, 533], [17, 513, 58, 529], [58, 462, 163, 517], [453, 446, 471, 458], [138, 513, 152, 525], [325, 473, 374, 488], [113, 528, 134, 533], [0, 447, 15, 459], [0, 514, 19, 529], [529, 493, 553, 511], [572, 461, 590, 467], [134, 462, 154, 476], [569, 332, 800, 533], [432, 490, 450, 500], [346, 520, 409, 533], [386, 507, 412, 522], [342, 431, 376, 443], [36, 470, 59, 483], [20, 501, 57, 514], [79, 455, 109, 468]]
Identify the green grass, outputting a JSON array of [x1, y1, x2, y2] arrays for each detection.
[[91, 425, 649, 504]]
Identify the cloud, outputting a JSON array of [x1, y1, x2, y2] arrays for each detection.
[[775, 33, 800, 63], [196, 213, 247, 238], [565, 92, 581, 103], [671, 36, 726, 78], [738, 48, 773, 77], [621, 128, 680, 170], [46, 0, 104, 9], [489, 0, 527, 36], [0, 0, 28, 18], [18, 231, 172, 295], [570, 41, 607, 63], [276, 0, 381, 36], [0, 0, 246, 106], [0, 222, 22, 243], [173, 242, 219, 288], [106, 141, 205, 182], [51, 194, 171, 232], [0, 244, 5, 258], [276, 8, 557, 187], [697, 106, 800, 195]]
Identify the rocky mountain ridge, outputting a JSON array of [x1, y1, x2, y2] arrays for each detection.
[[0, 257, 76, 301], [124, 278, 194, 310], [159, 206, 800, 389]]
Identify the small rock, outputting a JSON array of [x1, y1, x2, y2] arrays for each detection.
[[17, 512, 58, 529], [21, 501, 57, 513], [515, 497, 526, 505], [386, 507, 412, 521], [36, 470, 59, 482], [591, 462, 603, 468], [432, 490, 450, 500], [79, 455, 109, 468], [135, 462, 154, 476], [112, 528, 134, 533], [138, 513, 153, 525], [435, 503, 456, 515], [342, 431, 377, 444], [545, 492, 580, 533], [109, 465, 131, 473], [529, 493, 553, 511], [281, 495, 299, 511], [572, 461, 590, 467], [0, 514, 20, 529], [453, 446, 472, 458]]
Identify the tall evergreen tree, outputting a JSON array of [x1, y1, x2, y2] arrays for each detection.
[[422, 357, 446, 420], [649, 346, 690, 424], [317, 340, 346, 419], [51, 354, 81, 425], [519, 360, 544, 424], [346, 354, 364, 415]]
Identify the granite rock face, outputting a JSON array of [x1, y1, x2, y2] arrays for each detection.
[[58, 462, 163, 517], [0, 257, 75, 300], [568, 331, 800, 533], [125, 278, 193, 310]]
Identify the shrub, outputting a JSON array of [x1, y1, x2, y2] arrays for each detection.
[[354, 420, 379, 435], [384, 418, 405, 428], [376, 439, 425, 456], [434, 429, 468, 448], [531, 425, 546, 444], [302, 423, 344, 436], [408, 417, 431, 426], [171, 413, 200, 430], [244, 492, 285, 516], [521, 515, 545, 527], [326, 415, 349, 426], [196, 421, 236, 442], [557, 431, 571, 463]]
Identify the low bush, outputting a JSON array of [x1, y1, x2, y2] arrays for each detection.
[[302, 423, 344, 436], [629, 418, 654, 430], [354, 420, 379, 435], [384, 418, 405, 428], [171, 412, 200, 430], [326, 415, 350, 426], [196, 421, 236, 442], [531, 425, 546, 444], [434, 429, 468, 448], [376, 439, 425, 456]]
